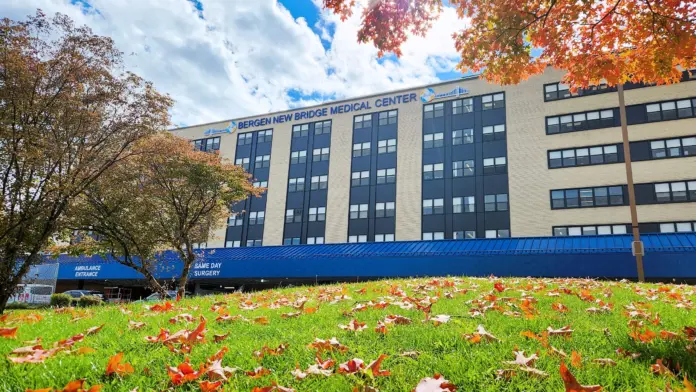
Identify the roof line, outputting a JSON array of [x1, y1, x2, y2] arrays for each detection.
[[173, 74, 482, 131]]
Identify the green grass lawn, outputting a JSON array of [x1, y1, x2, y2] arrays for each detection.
[[1, 277, 695, 391]]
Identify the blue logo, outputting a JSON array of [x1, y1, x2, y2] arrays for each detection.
[[421, 86, 469, 103], [204, 121, 236, 136], [420, 88, 435, 103]]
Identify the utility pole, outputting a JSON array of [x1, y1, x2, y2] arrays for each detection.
[[617, 83, 645, 282]]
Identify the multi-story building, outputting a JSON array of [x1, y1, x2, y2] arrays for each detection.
[[171, 67, 696, 248]]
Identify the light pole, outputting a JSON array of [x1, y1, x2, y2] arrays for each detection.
[[617, 83, 645, 282]]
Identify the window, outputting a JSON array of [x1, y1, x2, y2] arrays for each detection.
[[453, 231, 476, 239], [313, 148, 330, 162], [349, 204, 368, 219], [424, 103, 444, 119], [307, 236, 325, 244], [452, 98, 473, 114], [485, 229, 510, 238], [453, 196, 475, 213], [228, 214, 243, 227], [483, 157, 506, 174], [647, 99, 695, 122], [375, 202, 395, 218], [546, 109, 614, 134], [482, 93, 505, 110], [225, 240, 241, 248], [353, 142, 371, 157], [551, 186, 625, 209], [377, 168, 396, 184], [248, 211, 265, 225], [315, 120, 331, 135], [423, 163, 444, 180], [290, 150, 307, 164], [544, 83, 572, 101], [554, 225, 628, 236], [252, 181, 267, 188], [424, 133, 444, 148], [374, 234, 395, 242], [452, 160, 474, 177], [423, 198, 444, 215], [255, 155, 270, 168], [650, 136, 696, 158], [348, 235, 368, 243], [192, 135, 221, 151], [246, 239, 262, 247], [354, 114, 372, 129], [378, 139, 397, 154], [482, 125, 505, 141], [311, 175, 328, 190], [309, 207, 326, 222], [288, 178, 305, 192], [452, 129, 473, 145], [237, 133, 253, 146], [484, 194, 507, 212], [235, 157, 250, 171], [257, 130, 273, 143], [423, 232, 445, 241], [659, 222, 696, 233], [655, 181, 696, 203], [285, 209, 303, 223], [284, 237, 301, 246], [351, 171, 370, 187], [378, 110, 397, 125], [293, 124, 309, 137]]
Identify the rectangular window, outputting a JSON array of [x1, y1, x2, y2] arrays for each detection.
[[354, 114, 372, 129], [292, 124, 309, 137], [246, 239, 262, 247], [283, 237, 301, 246], [288, 177, 305, 192], [552, 186, 625, 209], [424, 103, 444, 119], [483, 157, 506, 175], [453, 196, 475, 213], [285, 209, 303, 223], [290, 150, 307, 164], [378, 139, 397, 154], [237, 133, 253, 146], [422, 232, 445, 241], [482, 93, 504, 110], [308, 207, 326, 222], [453, 231, 476, 239], [546, 109, 615, 134], [452, 98, 473, 114], [235, 157, 250, 171], [452, 160, 474, 177], [579, 188, 594, 207], [311, 175, 328, 190], [422, 198, 444, 215], [647, 99, 695, 122], [315, 120, 331, 135], [307, 236, 325, 244], [225, 240, 241, 248], [485, 229, 510, 238], [248, 211, 265, 225], [452, 129, 474, 145], [677, 100, 694, 118], [351, 171, 370, 187], [257, 130, 273, 143], [255, 155, 270, 168], [313, 148, 330, 162], [348, 235, 368, 243], [484, 194, 508, 212], [353, 142, 371, 157], [423, 163, 444, 180], [594, 187, 608, 206], [375, 202, 395, 218], [482, 124, 505, 141], [228, 214, 243, 227], [376, 168, 396, 184], [378, 110, 398, 126], [548, 143, 620, 168], [374, 234, 395, 242], [252, 181, 267, 188], [554, 225, 629, 236], [423, 132, 444, 149], [349, 204, 369, 219]]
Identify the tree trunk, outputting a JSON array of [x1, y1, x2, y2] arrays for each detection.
[[0, 290, 12, 315], [176, 248, 195, 299], [140, 267, 168, 299]]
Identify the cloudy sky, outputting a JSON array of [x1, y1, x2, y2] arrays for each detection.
[[3, 0, 467, 127]]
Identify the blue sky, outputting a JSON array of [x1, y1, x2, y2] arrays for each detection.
[[7, 0, 468, 126]]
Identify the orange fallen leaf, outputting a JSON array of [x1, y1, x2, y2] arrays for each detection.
[[571, 351, 582, 368], [253, 316, 269, 325], [338, 358, 365, 374], [661, 330, 680, 340], [85, 324, 104, 335], [0, 327, 19, 339], [413, 373, 457, 391], [105, 352, 134, 377], [199, 380, 223, 392], [651, 359, 675, 377], [560, 361, 602, 391], [213, 333, 229, 343], [552, 303, 569, 313], [339, 319, 367, 332], [246, 366, 271, 378], [251, 382, 295, 392], [366, 354, 391, 377]]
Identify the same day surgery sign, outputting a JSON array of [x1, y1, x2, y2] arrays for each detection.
[[203, 85, 470, 135]]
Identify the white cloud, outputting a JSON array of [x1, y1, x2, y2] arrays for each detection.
[[2, 0, 465, 126]]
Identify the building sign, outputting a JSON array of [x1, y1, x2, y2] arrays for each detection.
[[191, 261, 222, 277], [203, 121, 237, 136], [237, 93, 418, 130], [420, 86, 469, 103], [74, 265, 101, 278]]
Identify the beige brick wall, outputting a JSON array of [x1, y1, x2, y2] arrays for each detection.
[[172, 67, 696, 244]]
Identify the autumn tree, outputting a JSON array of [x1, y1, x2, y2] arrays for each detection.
[[66, 133, 261, 299], [0, 11, 172, 313]]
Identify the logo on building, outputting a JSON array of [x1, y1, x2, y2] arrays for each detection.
[[204, 121, 236, 137], [420, 86, 470, 103]]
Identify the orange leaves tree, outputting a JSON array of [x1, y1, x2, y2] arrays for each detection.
[[0, 11, 172, 313], [67, 133, 261, 298], [323, 0, 696, 87]]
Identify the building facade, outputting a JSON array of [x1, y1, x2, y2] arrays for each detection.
[[172, 67, 696, 248]]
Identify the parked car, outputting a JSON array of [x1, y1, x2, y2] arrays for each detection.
[[138, 291, 192, 302], [62, 290, 103, 299]]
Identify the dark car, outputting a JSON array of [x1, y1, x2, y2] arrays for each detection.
[[62, 290, 103, 299]]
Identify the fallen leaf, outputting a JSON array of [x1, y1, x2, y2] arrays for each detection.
[[105, 353, 134, 377], [0, 327, 19, 339], [128, 320, 146, 330], [413, 373, 457, 391], [338, 358, 365, 374], [199, 380, 223, 392], [592, 359, 616, 367], [339, 319, 367, 332], [366, 354, 391, 377], [571, 351, 582, 368], [213, 333, 229, 343], [400, 351, 421, 359], [504, 350, 538, 367], [560, 361, 602, 391], [552, 303, 569, 313], [246, 366, 271, 378], [429, 315, 451, 326], [651, 359, 675, 377], [547, 326, 574, 337], [85, 324, 104, 335]]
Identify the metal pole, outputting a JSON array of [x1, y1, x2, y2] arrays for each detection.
[[617, 83, 645, 282]]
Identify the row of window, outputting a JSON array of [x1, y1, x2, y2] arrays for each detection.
[[352, 139, 397, 156], [350, 202, 396, 219], [292, 121, 332, 138], [646, 98, 696, 122], [422, 194, 508, 214], [553, 225, 628, 236], [350, 169, 396, 186], [650, 136, 696, 159], [655, 181, 696, 203], [283, 236, 326, 245], [289, 148, 330, 164], [234, 155, 270, 170], [422, 158, 504, 179], [551, 186, 624, 209], [546, 109, 614, 134], [193, 137, 221, 152], [285, 207, 327, 223], [549, 144, 619, 168], [423, 93, 505, 119], [237, 130, 273, 146], [423, 229, 510, 240], [658, 222, 696, 233], [225, 240, 262, 248], [353, 110, 398, 129], [423, 126, 505, 148]]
